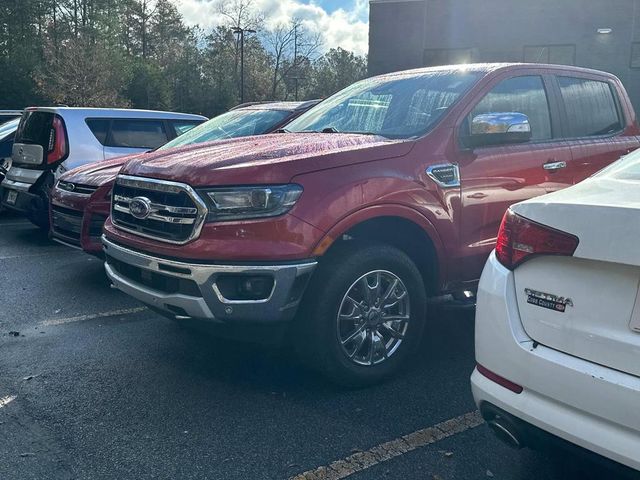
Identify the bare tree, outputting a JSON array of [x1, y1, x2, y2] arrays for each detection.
[[217, 0, 262, 31], [265, 19, 322, 99]]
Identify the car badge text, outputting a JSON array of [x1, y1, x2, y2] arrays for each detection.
[[525, 288, 573, 313]]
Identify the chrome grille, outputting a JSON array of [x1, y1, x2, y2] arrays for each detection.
[[57, 180, 99, 196], [111, 175, 207, 244], [51, 205, 82, 245]]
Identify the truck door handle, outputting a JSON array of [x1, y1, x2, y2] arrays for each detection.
[[543, 161, 567, 171]]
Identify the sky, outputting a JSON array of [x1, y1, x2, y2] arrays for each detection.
[[176, 0, 370, 56]]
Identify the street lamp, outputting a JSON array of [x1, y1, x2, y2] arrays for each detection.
[[233, 27, 256, 104]]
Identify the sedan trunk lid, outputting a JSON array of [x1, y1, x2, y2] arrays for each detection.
[[512, 176, 640, 377]]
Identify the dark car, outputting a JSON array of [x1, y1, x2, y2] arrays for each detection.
[[0, 118, 20, 182], [0, 110, 23, 124]]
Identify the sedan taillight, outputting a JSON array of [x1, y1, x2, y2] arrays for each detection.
[[495, 209, 579, 270]]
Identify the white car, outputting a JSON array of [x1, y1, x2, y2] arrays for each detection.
[[1, 107, 206, 228], [471, 151, 640, 472]]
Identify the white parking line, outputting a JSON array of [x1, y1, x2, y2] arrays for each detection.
[[289, 411, 483, 480], [41, 307, 148, 326], [0, 251, 66, 261], [0, 395, 17, 408]]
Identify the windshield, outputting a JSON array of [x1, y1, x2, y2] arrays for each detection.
[[0, 118, 19, 141], [286, 70, 481, 139], [158, 108, 291, 151]]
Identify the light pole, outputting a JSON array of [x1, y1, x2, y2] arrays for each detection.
[[233, 27, 256, 104]]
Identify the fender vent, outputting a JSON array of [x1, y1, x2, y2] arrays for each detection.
[[426, 164, 460, 188]]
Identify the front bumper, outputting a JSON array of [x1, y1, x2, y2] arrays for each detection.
[[472, 252, 640, 471], [103, 236, 317, 323], [50, 188, 109, 254]]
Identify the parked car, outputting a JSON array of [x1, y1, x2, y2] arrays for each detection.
[[49, 100, 320, 254], [1, 107, 206, 228], [0, 117, 20, 182], [102, 63, 640, 385], [471, 150, 640, 472], [0, 110, 23, 124]]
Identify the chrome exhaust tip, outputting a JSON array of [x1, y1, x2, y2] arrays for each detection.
[[487, 417, 523, 449]]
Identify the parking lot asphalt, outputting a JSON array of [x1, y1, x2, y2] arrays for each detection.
[[1, 211, 637, 480]]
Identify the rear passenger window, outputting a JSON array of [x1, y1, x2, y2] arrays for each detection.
[[558, 77, 622, 137], [107, 120, 167, 149], [471, 76, 552, 141], [86, 119, 110, 145]]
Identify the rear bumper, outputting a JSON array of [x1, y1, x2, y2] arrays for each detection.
[[1, 168, 49, 224], [472, 252, 640, 472], [1, 179, 43, 214], [102, 236, 316, 323]]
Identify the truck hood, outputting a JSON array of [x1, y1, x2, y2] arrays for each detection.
[[120, 133, 413, 186], [61, 153, 145, 187]]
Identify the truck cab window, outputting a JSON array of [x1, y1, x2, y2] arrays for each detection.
[[558, 77, 622, 137], [470, 76, 552, 141]]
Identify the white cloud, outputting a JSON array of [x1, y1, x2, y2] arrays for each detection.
[[175, 0, 369, 56]]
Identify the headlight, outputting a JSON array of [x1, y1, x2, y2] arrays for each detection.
[[201, 184, 303, 221], [56, 180, 76, 193]]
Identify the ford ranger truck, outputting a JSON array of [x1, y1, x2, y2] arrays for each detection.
[[103, 63, 640, 386]]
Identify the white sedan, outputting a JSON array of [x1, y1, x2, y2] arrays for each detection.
[[471, 151, 640, 472]]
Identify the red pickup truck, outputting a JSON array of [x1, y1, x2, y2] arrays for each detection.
[[102, 63, 640, 385]]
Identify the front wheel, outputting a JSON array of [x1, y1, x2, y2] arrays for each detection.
[[296, 243, 427, 387]]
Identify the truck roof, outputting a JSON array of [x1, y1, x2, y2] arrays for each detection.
[[376, 62, 620, 81]]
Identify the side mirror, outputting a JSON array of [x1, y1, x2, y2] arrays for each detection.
[[462, 112, 532, 148]]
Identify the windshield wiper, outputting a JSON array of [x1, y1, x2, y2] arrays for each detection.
[[274, 128, 290, 133], [320, 126, 340, 133]]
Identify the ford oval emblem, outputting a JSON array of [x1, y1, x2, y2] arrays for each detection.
[[129, 196, 152, 220]]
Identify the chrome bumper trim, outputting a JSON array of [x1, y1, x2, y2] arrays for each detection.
[[102, 236, 317, 322]]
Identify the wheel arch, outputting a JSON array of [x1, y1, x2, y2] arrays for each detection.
[[312, 205, 446, 295]]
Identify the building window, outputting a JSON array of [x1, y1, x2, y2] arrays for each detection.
[[630, 42, 640, 68], [423, 48, 473, 67], [523, 45, 576, 65]]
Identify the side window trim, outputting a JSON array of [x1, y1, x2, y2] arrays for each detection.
[[85, 117, 113, 146], [459, 73, 555, 149], [554, 75, 625, 141], [543, 74, 568, 139], [164, 120, 177, 141]]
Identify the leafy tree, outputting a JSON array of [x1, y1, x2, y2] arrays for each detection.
[[0, 0, 369, 114], [308, 47, 368, 99], [38, 36, 130, 107]]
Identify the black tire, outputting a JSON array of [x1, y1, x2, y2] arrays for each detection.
[[296, 242, 427, 387]]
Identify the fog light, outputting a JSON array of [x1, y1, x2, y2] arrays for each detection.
[[216, 274, 274, 301]]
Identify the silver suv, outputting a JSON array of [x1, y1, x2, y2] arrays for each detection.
[[1, 107, 206, 227]]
